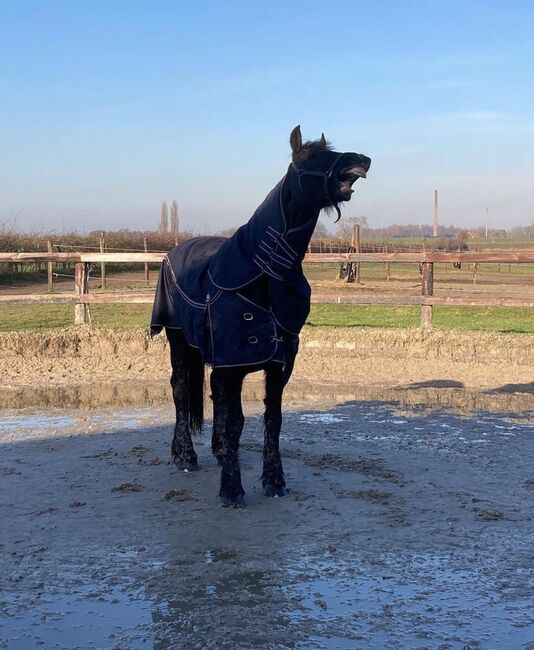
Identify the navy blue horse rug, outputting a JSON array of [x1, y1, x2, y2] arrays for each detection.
[[150, 178, 319, 370]]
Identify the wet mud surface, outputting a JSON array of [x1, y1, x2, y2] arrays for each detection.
[[1, 399, 534, 649]]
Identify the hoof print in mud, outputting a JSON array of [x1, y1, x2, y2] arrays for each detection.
[[262, 484, 286, 498], [220, 494, 246, 508]]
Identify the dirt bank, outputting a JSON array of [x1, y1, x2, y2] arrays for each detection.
[[1, 327, 534, 411]]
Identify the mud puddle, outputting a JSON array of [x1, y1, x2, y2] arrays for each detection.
[[2, 378, 534, 417], [1, 585, 156, 650], [2, 402, 534, 648], [286, 552, 534, 649]]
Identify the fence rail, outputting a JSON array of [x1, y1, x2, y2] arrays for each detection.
[[4, 251, 534, 264], [2, 251, 534, 328]]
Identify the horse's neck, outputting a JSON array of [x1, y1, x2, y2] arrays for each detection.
[[281, 179, 319, 237]]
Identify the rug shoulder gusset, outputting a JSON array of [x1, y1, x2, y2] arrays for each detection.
[[208, 180, 298, 290]]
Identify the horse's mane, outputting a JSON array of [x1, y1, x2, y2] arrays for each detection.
[[293, 139, 334, 164]]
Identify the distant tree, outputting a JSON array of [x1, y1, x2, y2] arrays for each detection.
[[170, 200, 179, 234], [336, 215, 368, 241], [311, 221, 330, 240], [159, 202, 169, 234]]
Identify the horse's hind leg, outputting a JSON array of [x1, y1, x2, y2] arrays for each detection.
[[211, 368, 246, 507], [166, 328, 199, 472], [262, 363, 286, 497], [211, 390, 224, 466]]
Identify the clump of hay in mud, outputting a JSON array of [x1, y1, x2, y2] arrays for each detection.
[[164, 489, 191, 502], [474, 508, 504, 521], [341, 489, 393, 505], [111, 482, 144, 493]]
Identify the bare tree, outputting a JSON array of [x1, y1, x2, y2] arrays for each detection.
[[336, 215, 368, 241], [311, 221, 330, 240], [170, 200, 179, 234], [159, 202, 169, 234]]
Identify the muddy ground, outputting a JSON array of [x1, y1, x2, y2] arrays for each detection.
[[1, 327, 534, 648], [1, 394, 534, 649]]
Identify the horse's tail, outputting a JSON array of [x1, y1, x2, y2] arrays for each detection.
[[186, 344, 204, 434]]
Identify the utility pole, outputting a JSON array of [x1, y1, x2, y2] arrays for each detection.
[[433, 190, 439, 237], [485, 207, 489, 239]]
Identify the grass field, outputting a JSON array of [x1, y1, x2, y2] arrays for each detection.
[[1, 303, 534, 333]]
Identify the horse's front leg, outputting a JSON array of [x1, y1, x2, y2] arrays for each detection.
[[167, 329, 198, 471], [262, 363, 286, 497], [211, 368, 246, 507]]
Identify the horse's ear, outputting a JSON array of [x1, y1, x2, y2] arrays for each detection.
[[320, 133, 327, 148], [290, 125, 302, 156]]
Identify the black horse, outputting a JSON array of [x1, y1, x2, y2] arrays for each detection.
[[150, 126, 371, 507]]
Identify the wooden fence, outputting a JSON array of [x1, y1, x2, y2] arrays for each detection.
[[2, 251, 534, 328]]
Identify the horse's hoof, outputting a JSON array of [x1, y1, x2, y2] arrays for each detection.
[[262, 484, 286, 498], [174, 459, 199, 472], [220, 494, 246, 508], [213, 454, 224, 467]]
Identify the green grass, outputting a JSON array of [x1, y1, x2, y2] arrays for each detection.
[[1, 303, 534, 333], [308, 304, 420, 328], [0, 304, 153, 331], [308, 304, 534, 332]]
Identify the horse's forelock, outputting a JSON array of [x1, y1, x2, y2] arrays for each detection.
[[293, 139, 334, 163]]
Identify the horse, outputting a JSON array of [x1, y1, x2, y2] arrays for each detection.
[[150, 126, 371, 507]]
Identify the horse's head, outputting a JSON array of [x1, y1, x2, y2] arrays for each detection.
[[288, 125, 371, 220]]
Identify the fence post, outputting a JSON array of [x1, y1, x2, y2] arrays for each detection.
[[144, 237, 150, 286], [421, 261, 433, 329], [74, 262, 90, 325], [354, 225, 361, 283], [100, 232, 107, 289], [47, 240, 54, 292]]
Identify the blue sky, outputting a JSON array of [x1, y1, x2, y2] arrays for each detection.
[[1, 1, 533, 233]]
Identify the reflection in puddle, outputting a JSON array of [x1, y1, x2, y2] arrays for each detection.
[[0, 586, 157, 650], [0, 414, 76, 431], [299, 413, 350, 424], [0, 409, 152, 442], [2, 378, 534, 418], [287, 552, 534, 649]]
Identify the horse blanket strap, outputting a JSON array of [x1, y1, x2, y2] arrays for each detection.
[[150, 177, 318, 370]]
